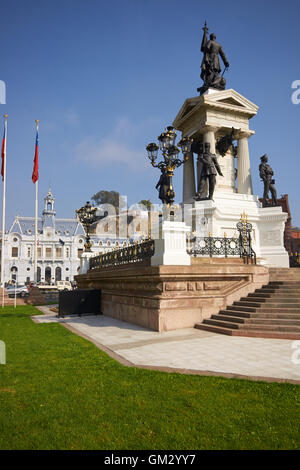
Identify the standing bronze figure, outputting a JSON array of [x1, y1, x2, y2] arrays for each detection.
[[194, 142, 223, 200], [198, 21, 229, 95], [259, 154, 278, 207], [155, 168, 172, 205]]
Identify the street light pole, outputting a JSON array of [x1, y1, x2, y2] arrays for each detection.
[[146, 126, 192, 207], [76, 202, 98, 252]]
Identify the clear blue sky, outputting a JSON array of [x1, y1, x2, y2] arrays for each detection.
[[1, 0, 300, 227]]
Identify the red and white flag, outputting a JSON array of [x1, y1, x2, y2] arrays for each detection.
[[1, 120, 6, 181], [32, 122, 39, 183]]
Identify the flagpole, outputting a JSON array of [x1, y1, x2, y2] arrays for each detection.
[[34, 179, 38, 284], [1, 115, 7, 307], [34, 120, 39, 285]]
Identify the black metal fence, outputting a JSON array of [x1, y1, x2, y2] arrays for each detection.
[[187, 234, 256, 264], [58, 289, 101, 317], [89, 239, 155, 270]]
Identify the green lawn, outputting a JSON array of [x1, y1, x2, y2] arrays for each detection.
[[0, 306, 299, 450]]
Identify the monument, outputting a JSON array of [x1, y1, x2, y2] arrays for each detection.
[[75, 21, 288, 332], [173, 21, 289, 268]]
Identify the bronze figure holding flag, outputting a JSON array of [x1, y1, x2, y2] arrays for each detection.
[[198, 21, 229, 95]]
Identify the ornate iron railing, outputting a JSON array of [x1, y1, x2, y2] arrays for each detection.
[[89, 239, 155, 270], [187, 234, 256, 264], [290, 252, 300, 268], [188, 236, 240, 257]]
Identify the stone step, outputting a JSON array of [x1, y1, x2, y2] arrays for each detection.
[[219, 310, 300, 320], [204, 318, 300, 332], [234, 300, 300, 308], [238, 324, 300, 332], [195, 277, 300, 339], [226, 305, 300, 314], [243, 296, 300, 303], [260, 285, 300, 291], [211, 314, 300, 326], [268, 280, 300, 284], [196, 323, 300, 340], [195, 323, 233, 336], [203, 318, 239, 329]]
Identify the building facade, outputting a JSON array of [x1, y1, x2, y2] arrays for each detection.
[[1, 190, 131, 285]]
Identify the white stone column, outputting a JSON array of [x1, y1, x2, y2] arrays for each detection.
[[182, 152, 196, 203], [202, 127, 216, 153], [237, 132, 253, 195]]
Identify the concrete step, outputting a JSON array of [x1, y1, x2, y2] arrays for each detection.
[[195, 323, 300, 339], [234, 301, 300, 308], [211, 314, 300, 326], [203, 318, 240, 329], [219, 310, 300, 320], [238, 324, 300, 332], [270, 281, 300, 284], [204, 318, 300, 332], [195, 277, 300, 339], [243, 296, 300, 303], [260, 285, 300, 291]]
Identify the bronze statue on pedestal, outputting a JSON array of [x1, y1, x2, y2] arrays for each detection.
[[198, 21, 229, 95], [194, 142, 223, 200], [259, 154, 278, 207]]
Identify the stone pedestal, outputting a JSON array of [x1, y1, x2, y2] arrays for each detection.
[[76, 259, 269, 331], [80, 252, 95, 275], [173, 88, 289, 268], [151, 220, 191, 266], [191, 194, 289, 268]]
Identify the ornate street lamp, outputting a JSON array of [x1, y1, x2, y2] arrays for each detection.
[[76, 201, 97, 252], [146, 126, 192, 206]]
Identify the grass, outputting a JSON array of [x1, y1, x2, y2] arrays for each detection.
[[0, 305, 299, 450]]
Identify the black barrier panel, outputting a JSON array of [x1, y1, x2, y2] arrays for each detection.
[[58, 289, 102, 317]]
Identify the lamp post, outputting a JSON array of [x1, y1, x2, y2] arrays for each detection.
[[146, 126, 192, 206], [76, 201, 97, 252]]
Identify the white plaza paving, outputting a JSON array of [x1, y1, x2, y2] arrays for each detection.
[[33, 307, 300, 383]]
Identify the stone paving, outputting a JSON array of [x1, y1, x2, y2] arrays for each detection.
[[32, 306, 300, 383]]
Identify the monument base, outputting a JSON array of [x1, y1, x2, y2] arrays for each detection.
[[76, 258, 269, 332], [191, 192, 289, 268]]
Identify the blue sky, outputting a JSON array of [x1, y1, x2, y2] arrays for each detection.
[[1, 0, 300, 227]]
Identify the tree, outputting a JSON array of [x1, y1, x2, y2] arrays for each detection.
[[91, 190, 127, 213], [138, 199, 152, 211]]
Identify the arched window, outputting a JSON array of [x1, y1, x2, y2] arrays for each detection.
[[45, 267, 51, 285], [55, 266, 62, 282]]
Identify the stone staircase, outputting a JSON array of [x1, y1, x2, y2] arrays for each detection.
[[195, 268, 300, 339]]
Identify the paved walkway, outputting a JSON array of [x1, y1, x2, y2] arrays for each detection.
[[32, 307, 300, 384]]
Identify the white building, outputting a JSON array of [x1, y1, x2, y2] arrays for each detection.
[[1, 189, 130, 285]]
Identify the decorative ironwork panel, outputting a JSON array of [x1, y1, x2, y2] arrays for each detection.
[[188, 237, 241, 258], [89, 239, 155, 270]]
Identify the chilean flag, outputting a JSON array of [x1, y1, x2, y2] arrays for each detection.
[[1, 121, 5, 181], [32, 123, 39, 183]]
